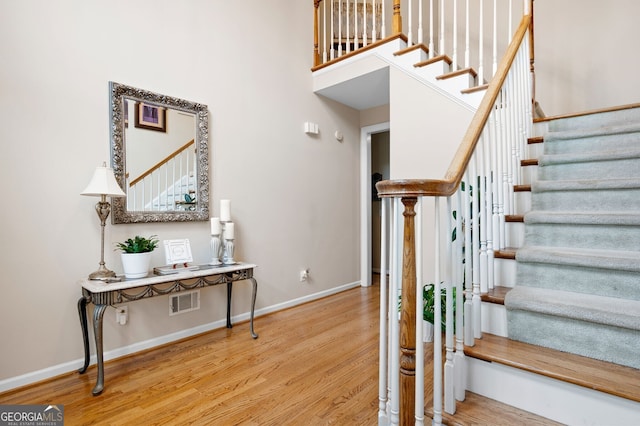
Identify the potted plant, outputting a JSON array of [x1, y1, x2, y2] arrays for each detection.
[[115, 235, 159, 279], [422, 283, 456, 342]]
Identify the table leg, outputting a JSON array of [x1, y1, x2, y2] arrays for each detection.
[[77, 296, 90, 374], [249, 277, 259, 339], [226, 282, 233, 328], [92, 304, 108, 396]]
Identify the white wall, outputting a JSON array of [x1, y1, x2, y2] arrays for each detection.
[[535, 0, 640, 116], [0, 0, 361, 386]]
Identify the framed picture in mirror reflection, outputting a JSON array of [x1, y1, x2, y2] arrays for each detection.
[[135, 102, 166, 132]]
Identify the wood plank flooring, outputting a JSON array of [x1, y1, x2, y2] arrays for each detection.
[[0, 280, 559, 425]]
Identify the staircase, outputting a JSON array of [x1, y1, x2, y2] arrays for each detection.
[[505, 108, 640, 370]]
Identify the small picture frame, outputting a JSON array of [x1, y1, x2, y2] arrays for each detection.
[[135, 101, 166, 132], [163, 239, 193, 265]]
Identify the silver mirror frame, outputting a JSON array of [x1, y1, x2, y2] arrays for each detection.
[[109, 82, 210, 223]]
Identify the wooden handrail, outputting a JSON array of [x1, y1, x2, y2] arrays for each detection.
[[376, 15, 532, 199], [129, 139, 195, 187], [311, 33, 408, 72]]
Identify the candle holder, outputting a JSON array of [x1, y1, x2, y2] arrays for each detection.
[[223, 238, 235, 264], [210, 220, 236, 265], [209, 233, 222, 265]]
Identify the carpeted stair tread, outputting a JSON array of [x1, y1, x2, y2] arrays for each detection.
[[539, 147, 640, 166], [545, 122, 640, 141], [532, 177, 640, 192], [505, 286, 640, 332], [516, 261, 640, 300], [524, 210, 640, 226], [516, 246, 640, 273]]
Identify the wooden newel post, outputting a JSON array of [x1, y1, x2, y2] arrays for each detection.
[[400, 197, 417, 425], [392, 0, 402, 34], [313, 0, 321, 66]]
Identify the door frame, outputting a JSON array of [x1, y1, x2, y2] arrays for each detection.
[[360, 122, 390, 287]]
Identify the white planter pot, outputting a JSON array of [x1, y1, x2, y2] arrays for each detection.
[[422, 320, 434, 343], [121, 252, 152, 279]]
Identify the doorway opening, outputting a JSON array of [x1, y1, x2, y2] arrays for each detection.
[[360, 123, 389, 287]]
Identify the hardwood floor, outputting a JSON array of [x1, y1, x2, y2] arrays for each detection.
[[0, 280, 559, 425]]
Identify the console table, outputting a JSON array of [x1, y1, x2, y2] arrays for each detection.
[[77, 262, 258, 395]]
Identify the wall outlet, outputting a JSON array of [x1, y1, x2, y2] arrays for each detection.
[[300, 268, 310, 282], [116, 305, 128, 325]]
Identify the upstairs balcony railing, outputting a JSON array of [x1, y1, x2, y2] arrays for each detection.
[[313, 0, 535, 99], [375, 14, 532, 425]]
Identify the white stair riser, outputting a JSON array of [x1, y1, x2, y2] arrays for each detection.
[[413, 60, 451, 81], [505, 222, 524, 247], [494, 258, 517, 287], [481, 302, 508, 337], [466, 358, 640, 426], [393, 49, 428, 70]]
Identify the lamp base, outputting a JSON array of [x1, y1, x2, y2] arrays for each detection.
[[88, 267, 122, 282]]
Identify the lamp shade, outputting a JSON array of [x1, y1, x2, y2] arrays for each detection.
[[81, 164, 126, 197]]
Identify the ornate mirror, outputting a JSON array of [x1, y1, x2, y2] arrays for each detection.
[[109, 82, 209, 223]]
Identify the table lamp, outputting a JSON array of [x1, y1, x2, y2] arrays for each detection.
[[81, 162, 126, 280]]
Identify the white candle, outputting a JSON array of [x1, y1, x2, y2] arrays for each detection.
[[224, 222, 235, 239], [220, 199, 231, 222], [210, 217, 221, 235]]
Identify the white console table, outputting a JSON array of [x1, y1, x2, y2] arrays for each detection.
[[77, 262, 258, 395]]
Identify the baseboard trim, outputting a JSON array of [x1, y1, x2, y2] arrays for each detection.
[[0, 280, 361, 393]]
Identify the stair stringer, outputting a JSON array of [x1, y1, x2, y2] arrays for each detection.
[[312, 37, 485, 111], [466, 357, 640, 425]]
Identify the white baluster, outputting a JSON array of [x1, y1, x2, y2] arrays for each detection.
[[330, 0, 335, 59], [389, 197, 400, 426], [444, 196, 456, 415], [407, 0, 413, 46], [338, 0, 343, 56], [323, 0, 328, 62], [362, 0, 367, 47], [464, 0, 470, 68], [354, 0, 360, 51], [378, 198, 389, 425], [478, 0, 484, 84], [415, 198, 424, 425], [463, 168, 474, 346], [454, 185, 467, 402], [452, 0, 458, 70], [483, 129, 495, 290], [433, 197, 443, 426], [417, 0, 423, 44], [439, 0, 445, 58], [471, 154, 482, 339], [479, 133, 488, 294], [429, 0, 434, 58], [380, 0, 385, 40]]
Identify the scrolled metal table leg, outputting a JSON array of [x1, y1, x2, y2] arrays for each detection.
[[77, 296, 90, 374], [92, 304, 108, 396], [249, 277, 258, 339]]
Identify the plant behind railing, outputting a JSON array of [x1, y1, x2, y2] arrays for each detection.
[[376, 14, 532, 425]]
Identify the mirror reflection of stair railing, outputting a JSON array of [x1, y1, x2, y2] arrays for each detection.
[[127, 139, 196, 211]]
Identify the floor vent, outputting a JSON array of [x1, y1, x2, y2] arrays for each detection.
[[169, 290, 200, 316]]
